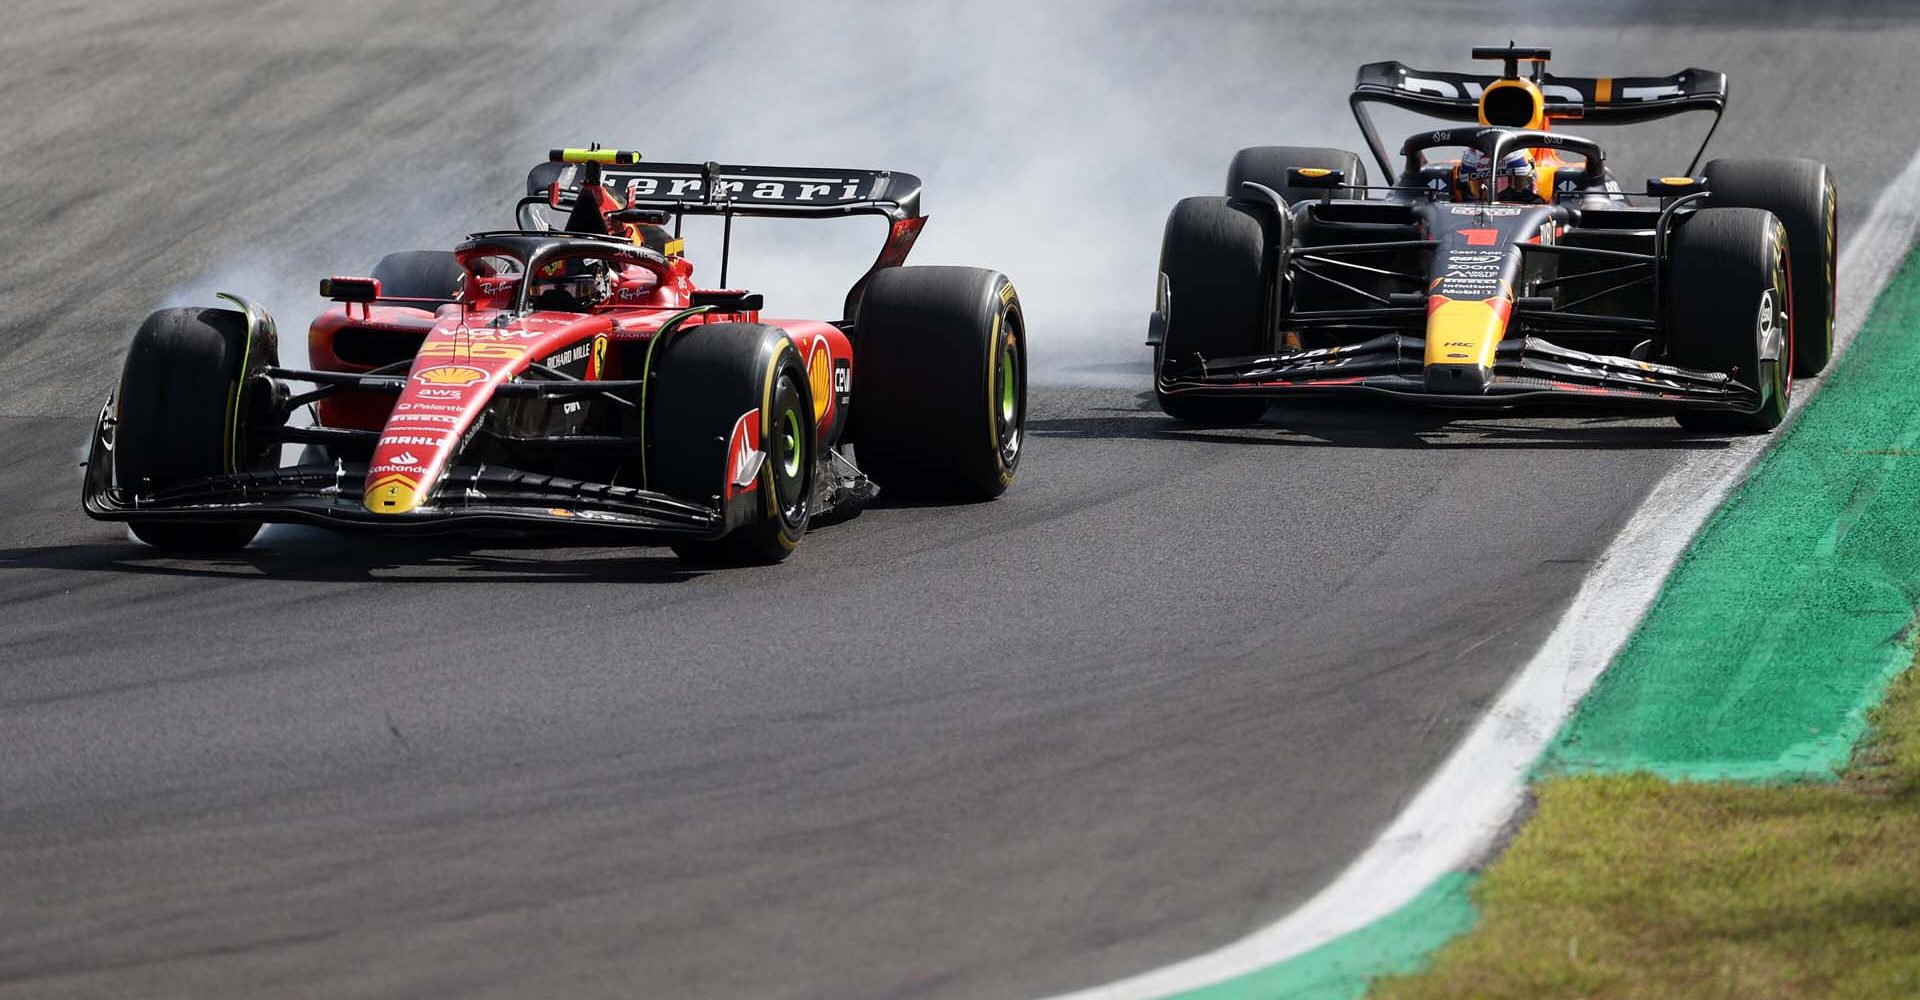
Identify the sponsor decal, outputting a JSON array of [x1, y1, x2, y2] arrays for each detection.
[[417, 388, 463, 399], [543, 342, 592, 368], [1757, 288, 1783, 361], [397, 402, 463, 413], [380, 436, 443, 447], [833, 359, 851, 394], [415, 365, 487, 386], [1447, 204, 1526, 217], [387, 413, 460, 425], [461, 328, 546, 341], [588, 334, 608, 379], [807, 337, 834, 422], [1457, 228, 1499, 247], [419, 341, 525, 359], [548, 508, 574, 518], [389, 451, 421, 465], [604, 170, 872, 203]]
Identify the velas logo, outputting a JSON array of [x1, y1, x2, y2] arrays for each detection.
[[414, 366, 487, 386]]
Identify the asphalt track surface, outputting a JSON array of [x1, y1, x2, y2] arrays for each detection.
[[5, 3, 1920, 998]]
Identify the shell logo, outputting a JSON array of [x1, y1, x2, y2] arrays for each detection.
[[808, 340, 833, 422], [414, 365, 487, 386]]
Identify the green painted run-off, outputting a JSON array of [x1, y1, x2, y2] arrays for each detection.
[[1168, 875, 1477, 1000], [1550, 249, 1920, 781]]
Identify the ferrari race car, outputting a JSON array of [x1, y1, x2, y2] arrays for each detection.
[[1149, 44, 1838, 431], [84, 148, 1026, 564]]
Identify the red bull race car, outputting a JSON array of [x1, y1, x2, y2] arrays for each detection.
[[1150, 44, 1838, 431], [84, 149, 1026, 564]]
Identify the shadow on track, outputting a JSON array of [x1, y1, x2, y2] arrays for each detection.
[[1028, 395, 1738, 452], [0, 531, 709, 585]]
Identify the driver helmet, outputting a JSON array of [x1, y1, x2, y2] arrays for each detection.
[[1458, 148, 1541, 204], [530, 257, 611, 310]]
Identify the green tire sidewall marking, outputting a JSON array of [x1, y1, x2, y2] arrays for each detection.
[[780, 406, 802, 478]]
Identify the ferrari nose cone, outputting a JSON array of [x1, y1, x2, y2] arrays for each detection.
[[365, 471, 423, 514]]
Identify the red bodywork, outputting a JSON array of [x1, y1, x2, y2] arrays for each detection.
[[309, 245, 850, 516]]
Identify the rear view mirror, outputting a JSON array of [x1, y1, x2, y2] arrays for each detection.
[[320, 276, 380, 303], [1287, 167, 1346, 190], [1647, 176, 1708, 198]]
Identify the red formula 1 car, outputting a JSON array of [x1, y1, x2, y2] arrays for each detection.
[[84, 148, 1027, 564]]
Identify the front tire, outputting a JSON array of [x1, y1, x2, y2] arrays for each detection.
[[1704, 159, 1837, 377], [1154, 196, 1274, 424], [852, 266, 1026, 501], [647, 324, 814, 565], [1666, 208, 1792, 433], [115, 306, 278, 550]]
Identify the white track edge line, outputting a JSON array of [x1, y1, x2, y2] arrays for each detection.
[[1041, 148, 1920, 1000]]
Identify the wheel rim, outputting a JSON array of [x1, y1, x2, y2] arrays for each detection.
[[780, 409, 803, 478], [770, 373, 809, 526], [994, 325, 1023, 465]]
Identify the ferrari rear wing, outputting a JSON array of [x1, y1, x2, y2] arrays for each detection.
[[1349, 61, 1728, 178], [526, 158, 923, 221]]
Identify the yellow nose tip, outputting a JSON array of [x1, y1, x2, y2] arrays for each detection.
[[364, 473, 421, 514]]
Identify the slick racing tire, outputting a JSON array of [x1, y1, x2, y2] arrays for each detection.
[[1154, 196, 1274, 424], [1226, 145, 1369, 205], [853, 266, 1025, 501], [1704, 158, 1837, 377], [115, 306, 279, 551], [1666, 208, 1792, 433], [648, 323, 814, 565], [370, 249, 468, 303]]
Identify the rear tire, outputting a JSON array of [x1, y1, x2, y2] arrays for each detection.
[[852, 266, 1025, 501], [370, 250, 467, 303], [1226, 145, 1369, 204], [1704, 158, 1837, 377], [648, 323, 813, 565], [1154, 196, 1273, 424], [1666, 208, 1792, 433], [115, 307, 276, 550]]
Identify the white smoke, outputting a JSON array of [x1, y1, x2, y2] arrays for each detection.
[[154, 1, 1737, 388]]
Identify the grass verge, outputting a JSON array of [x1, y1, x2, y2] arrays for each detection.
[[1368, 654, 1920, 1000]]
